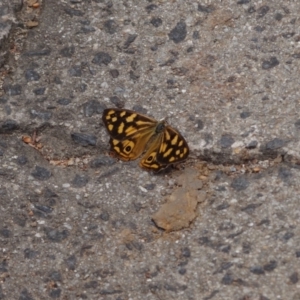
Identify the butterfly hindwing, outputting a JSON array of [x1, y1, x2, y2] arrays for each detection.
[[108, 126, 155, 161], [139, 133, 165, 171]]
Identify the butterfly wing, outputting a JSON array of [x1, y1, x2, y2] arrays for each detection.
[[156, 125, 189, 164], [102, 108, 158, 161], [102, 108, 157, 140], [140, 125, 189, 171], [108, 127, 155, 161], [139, 133, 165, 171]]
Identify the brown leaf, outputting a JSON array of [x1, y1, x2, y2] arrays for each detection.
[[152, 168, 206, 232], [26, 21, 39, 28], [27, 0, 38, 7], [22, 135, 32, 144]]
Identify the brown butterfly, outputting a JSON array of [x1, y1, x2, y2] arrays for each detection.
[[102, 108, 189, 171]]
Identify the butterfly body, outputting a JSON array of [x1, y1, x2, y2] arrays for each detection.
[[102, 108, 189, 171]]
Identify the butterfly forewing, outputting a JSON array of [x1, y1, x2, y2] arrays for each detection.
[[102, 108, 157, 140]]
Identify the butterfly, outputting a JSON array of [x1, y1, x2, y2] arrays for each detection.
[[102, 108, 189, 172]]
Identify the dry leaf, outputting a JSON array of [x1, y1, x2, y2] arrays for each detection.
[[22, 135, 32, 144], [27, 0, 38, 6], [27, 21, 39, 28], [152, 167, 206, 232]]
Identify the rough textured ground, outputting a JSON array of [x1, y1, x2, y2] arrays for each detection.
[[1, 0, 300, 299]]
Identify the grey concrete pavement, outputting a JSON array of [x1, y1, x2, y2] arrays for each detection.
[[0, 0, 300, 299]]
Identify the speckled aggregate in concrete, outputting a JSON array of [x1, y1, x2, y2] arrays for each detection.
[[0, 0, 300, 299]]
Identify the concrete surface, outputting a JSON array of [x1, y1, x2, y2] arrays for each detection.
[[0, 0, 300, 299]]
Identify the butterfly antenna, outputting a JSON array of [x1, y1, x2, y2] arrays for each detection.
[[160, 116, 169, 124]]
